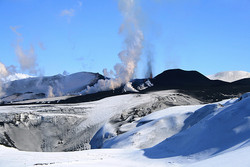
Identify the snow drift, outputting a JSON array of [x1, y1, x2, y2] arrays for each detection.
[[144, 93, 250, 159]]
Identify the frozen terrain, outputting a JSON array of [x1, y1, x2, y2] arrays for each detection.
[[0, 92, 250, 166], [0, 72, 103, 103], [2, 69, 250, 105], [0, 69, 250, 166], [0, 90, 201, 151], [208, 71, 250, 82], [1, 73, 32, 83]]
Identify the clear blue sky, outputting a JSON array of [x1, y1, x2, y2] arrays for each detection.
[[0, 0, 250, 77]]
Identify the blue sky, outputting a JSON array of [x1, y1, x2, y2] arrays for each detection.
[[0, 0, 250, 77]]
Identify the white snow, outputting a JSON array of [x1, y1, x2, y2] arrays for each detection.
[[0, 72, 100, 102], [103, 105, 203, 149], [208, 71, 250, 82], [0, 90, 202, 152], [5, 73, 32, 82], [0, 91, 250, 166], [0, 62, 32, 82]]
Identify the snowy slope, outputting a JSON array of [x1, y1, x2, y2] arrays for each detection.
[[0, 93, 250, 166], [4, 73, 32, 82], [0, 90, 201, 152], [0, 144, 250, 167], [0, 72, 103, 102], [0, 73, 32, 83], [208, 71, 250, 82], [144, 93, 250, 159], [0, 62, 32, 82]]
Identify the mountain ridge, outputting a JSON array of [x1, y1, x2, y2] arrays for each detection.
[[2, 69, 250, 105]]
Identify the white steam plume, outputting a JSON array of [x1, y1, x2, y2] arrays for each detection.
[[0, 62, 9, 77], [113, 0, 144, 83], [145, 45, 154, 78], [82, 0, 143, 94], [0, 62, 9, 97], [15, 44, 38, 74], [47, 86, 55, 98], [10, 26, 39, 75]]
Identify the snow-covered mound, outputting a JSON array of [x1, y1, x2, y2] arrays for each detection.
[[101, 100, 233, 150], [144, 93, 250, 159], [0, 72, 103, 103], [99, 92, 250, 159], [208, 71, 250, 82]]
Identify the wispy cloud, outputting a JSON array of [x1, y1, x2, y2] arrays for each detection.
[[10, 26, 39, 75], [38, 42, 46, 50], [60, 1, 82, 22], [60, 8, 75, 17], [0, 62, 9, 78], [15, 44, 38, 74], [78, 1, 82, 7], [10, 26, 22, 36], [0, 62, 9, 97]]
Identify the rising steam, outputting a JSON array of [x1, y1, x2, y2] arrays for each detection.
[[0, 27, 39, 98], [83, 0, 144, 94], [10, 26, 39, 75], [0, 62, 9, 97]]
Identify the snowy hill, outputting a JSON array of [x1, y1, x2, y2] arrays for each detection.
[[1, 69, 250, 105], [0, 91, 250, 166], [144, 93, 250, 158], [0, 62, 32, 82], [208, 71, 250, 82], [0, 73, 32, 83], [4, 73, 32, 82], [0, 90, 201, 151], [0, 72, 104, 103]]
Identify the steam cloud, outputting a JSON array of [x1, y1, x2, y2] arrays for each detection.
[[145, 45, 154, 78], [10, 26, 39, 75], [0, 62, 9, 97], [0, 27, 40, 98], [61, 9, 75, 17], [83, 0, 144, 94]]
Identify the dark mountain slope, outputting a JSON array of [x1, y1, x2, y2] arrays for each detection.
[[142, 69, 250, 102]]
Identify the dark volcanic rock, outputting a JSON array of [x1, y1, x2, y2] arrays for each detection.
[[142, 69, 250, 103], [151, 69, 226, 89]]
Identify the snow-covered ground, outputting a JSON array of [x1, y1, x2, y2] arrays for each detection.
[[0, 91, 250, 166], [208, 71, 250, 82], [0, 144, 250, 167], [0, 72, 102, 103], [4, 73, 32, 82], [0, 90, 201, 152]]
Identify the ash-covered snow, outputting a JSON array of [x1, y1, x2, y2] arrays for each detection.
[[208, 71, 250, 82]]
